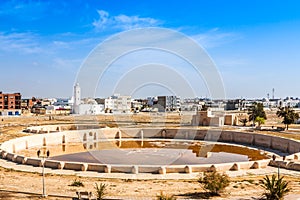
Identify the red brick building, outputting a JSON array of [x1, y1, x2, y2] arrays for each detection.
[[0, 92, 21, 110]]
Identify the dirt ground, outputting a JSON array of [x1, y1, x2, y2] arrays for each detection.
[[1, 112, 300, 199], [0, 166, 300, 200]]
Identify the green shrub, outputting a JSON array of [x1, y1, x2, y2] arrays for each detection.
[[156, 191, 176, 200], [261, 174, 290, 200], [94, 183, 107, 200], [69, 179, 84, 187], [198, 171, 230, 196]]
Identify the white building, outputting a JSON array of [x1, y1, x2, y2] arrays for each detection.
[[72, 83, 103, 115], [77, 103, 104, 115], [40, 98, 57, 106], [157, 96, 181, 112], [72, 83, 81, 114], [105, 94, 131, 113], [0, 109, 21, 116], [283, 97, 300, 108]]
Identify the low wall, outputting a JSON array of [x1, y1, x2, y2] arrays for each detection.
[[269, 159, 300, 171], [1, 126, 300, 174]]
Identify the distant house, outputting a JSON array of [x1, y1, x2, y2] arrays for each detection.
[[21, 98, 34, 110], [191, 110, 241, 127], [31, 103, 46, 115], [45, 99, 72, 115], [105, 94, 131, 113], [0, 91, 21, 116], [71, 83, 104, 115], [191, 110, 224, 126], [157, 96, 181, 112]]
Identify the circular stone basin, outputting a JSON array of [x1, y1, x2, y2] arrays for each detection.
[[21, 140, 268, 166], [52, 149, 250, 165]]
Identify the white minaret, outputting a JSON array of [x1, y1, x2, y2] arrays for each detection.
[[73, 83, 81, 114]]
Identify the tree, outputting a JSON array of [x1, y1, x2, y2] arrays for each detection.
[[261, 174, 290, 200], [255, 116, 265, 127], [94, 183, 107, 200], [248, 102, 267, 126], [201, 104, 208, 111], [276, 107, 299, 130], [239, 118, 248, 126]]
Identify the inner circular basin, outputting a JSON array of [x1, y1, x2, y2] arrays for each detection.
[[52, 149, 250, 165], [19, 140, 268, 165]]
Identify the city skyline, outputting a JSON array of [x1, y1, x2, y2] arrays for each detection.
[[1, 1, 300, 99]]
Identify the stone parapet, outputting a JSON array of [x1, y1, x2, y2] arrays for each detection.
[[1, 126, 300, 174]]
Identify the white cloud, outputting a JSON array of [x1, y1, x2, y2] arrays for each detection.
[[190, 28, 247, 70], [192, 28, 241, 49], [53, 40, 69, 48], [51, 36, 102, 51], [92, 10, 109, 30], [0, 32, 42, 54], [92, 10, 161, 31], [52, 58, 82, 71]]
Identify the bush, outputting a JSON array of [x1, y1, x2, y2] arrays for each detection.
[[94, 183, 107, 200], [261, 174, 290, 200], [69, 179, 84, 187], [156, 191, 176, 200], [198, 171, 230, 196]]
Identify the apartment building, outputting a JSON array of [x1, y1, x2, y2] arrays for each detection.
[[0, 92, 22, 116], [105, 94, 131, 113], [157, 96, 181, 112]]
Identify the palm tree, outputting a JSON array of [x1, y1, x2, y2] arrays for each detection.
[[261, 174, 290, 200], [248, 102, 267, 126], [239, 118, 248, 126], [276, 107, 299, 130], [94, 183, 107, 200]]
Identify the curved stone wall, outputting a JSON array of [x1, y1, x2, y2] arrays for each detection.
[[1, 126, 300, 174]]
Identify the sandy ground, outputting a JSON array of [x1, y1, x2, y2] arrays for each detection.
[[0, 166, 300, 200], [1, 112, 300, 199]]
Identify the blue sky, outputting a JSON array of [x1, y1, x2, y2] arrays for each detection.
[[1, 0, 300, 99]]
